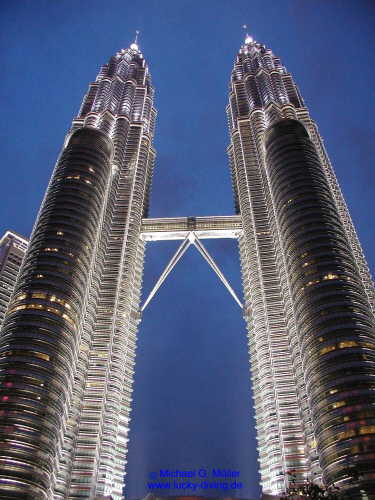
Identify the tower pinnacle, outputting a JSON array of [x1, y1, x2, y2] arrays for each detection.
[[242, 24, 254, 44], [130, 30, 140, 51]]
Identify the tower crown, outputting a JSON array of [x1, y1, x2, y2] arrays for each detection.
[[115, 32, 144, 62]]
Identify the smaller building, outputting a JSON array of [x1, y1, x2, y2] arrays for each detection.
[[0, 230, 28, 327]]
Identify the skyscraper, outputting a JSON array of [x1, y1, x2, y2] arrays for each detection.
[[0, 34, 374, 500], [0, 41, 156, 499], [0, 231, 28, 327], [227, 35, 375, 498]]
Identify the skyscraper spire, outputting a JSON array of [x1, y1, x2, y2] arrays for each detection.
[[130, 29, 140, 51], [242, 24, 254, 44]]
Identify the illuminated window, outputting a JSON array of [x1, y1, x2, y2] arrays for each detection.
[[34, 352, 50, 361], [62, 313, 75, 326], [359, 426, 375, 435], [323, 273, 338, 280], [338, 429, 356, 440], [320, 345, 336, 355], [47, 307, 60, 315], [306, 279, 320, 287], [11, 304, 27, 312], [332, 401, 346, 409], [339, 341, 358, 349]]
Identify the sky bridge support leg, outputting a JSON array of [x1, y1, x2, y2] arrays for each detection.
[[141, 232, 243, 311]]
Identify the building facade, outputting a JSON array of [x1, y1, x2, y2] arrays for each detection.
[[0, 36, 374, 500], [0, 231, 28, 327]]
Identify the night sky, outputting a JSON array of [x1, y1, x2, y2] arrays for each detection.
[[1, 2, 374, 499]]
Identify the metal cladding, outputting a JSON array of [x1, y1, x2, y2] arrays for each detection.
[[0, 44, 156, 499], [227, 38, 375, 497]]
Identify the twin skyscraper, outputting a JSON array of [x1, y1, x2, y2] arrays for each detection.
[[0, 36, 374, 499]]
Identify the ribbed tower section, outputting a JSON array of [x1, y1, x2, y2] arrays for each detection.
[[227, 37, 375, 497], [0, 43, 156, 500]]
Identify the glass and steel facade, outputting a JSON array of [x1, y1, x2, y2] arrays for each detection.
[[227, 38, 375, 498]]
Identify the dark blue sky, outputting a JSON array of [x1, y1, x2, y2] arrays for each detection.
[[1, 2, 374, 499]]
